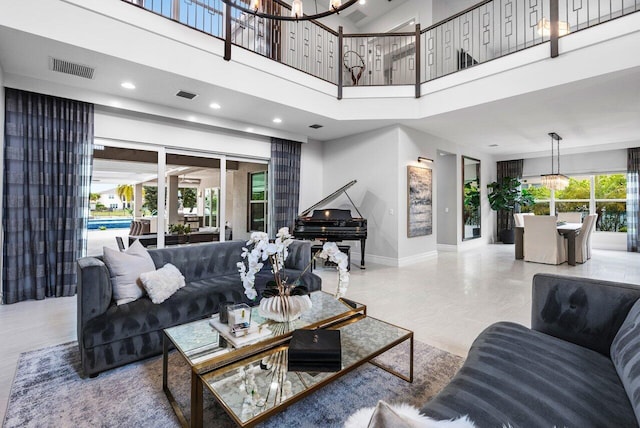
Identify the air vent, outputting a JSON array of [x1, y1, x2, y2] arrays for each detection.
[[309, 124, 323, 129], [489, 144, 499, 147], [49, 57, 95, 79], [346, 10, 367, 23], [176, 90, 198, 100]]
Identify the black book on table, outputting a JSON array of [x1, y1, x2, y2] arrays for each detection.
[[288, 329, 341, 372]]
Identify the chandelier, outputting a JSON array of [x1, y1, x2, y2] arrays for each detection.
[[221, 0, 359, 21], [541, 132, 569, 190]]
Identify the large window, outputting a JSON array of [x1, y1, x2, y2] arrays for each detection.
[[521, 173, 627, 232], [248, 171, 268, 232]]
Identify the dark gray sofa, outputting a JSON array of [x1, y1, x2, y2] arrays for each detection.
[[421, 273, 640, 427], [76, 240, 321, 377]]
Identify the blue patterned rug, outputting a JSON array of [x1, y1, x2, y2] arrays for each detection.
[[4, 339, 463, 427]]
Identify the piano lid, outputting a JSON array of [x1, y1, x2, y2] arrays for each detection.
[[299, 180, 359, 218]]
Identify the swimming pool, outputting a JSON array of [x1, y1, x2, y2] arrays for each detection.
[[88, 218, 132, 230]]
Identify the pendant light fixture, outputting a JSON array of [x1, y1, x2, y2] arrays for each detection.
[[541, 132, 569, 190], [222, 0, 358, 22]]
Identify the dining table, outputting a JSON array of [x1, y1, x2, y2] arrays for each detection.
[[515, 222, 583, 266]]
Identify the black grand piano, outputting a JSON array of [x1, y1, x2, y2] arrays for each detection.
[[294, 180, 367, 269]]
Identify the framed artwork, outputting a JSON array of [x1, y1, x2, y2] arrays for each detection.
[[407, 166, 433, 237]]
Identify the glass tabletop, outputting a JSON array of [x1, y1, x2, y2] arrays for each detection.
[[163, 291, 365, 368], [201, 316, 412, 426]]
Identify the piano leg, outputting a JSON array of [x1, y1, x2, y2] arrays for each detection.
[[359, 238, 366, 269]]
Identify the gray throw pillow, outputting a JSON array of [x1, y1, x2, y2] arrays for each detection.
[[103, 240, 156, 305], [610, 298, 640, 424]]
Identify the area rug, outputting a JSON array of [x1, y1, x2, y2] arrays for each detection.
[[4, 340, 463, 427]]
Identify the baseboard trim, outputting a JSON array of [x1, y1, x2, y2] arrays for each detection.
[[437, 244, 458, 252], [397, 251, 438, 267]]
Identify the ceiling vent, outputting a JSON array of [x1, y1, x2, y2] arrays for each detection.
[[309, 124, 323, 129], [346, 10, 367, 24], [176, 90, 198, 100], [49, 57, 95, 79]]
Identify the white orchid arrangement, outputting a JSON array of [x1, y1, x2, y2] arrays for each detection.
[[237, 227, 350, 300]]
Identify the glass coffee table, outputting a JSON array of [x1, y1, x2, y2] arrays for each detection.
[[163, 292, 413, 427]]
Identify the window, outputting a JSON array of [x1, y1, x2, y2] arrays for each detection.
[[522, 173, 627, 232], [248, 171, 268, 232]]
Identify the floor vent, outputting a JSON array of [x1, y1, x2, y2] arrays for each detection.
[[49, 57, 95, 79], [176, 90, 198, 100]]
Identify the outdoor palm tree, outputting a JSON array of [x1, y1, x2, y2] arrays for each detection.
[[116, 184, 134, 210]]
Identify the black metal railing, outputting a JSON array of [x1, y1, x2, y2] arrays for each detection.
[[123, 0, 639, 98]]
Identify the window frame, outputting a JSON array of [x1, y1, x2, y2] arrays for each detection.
[[248, 170, 268, 232]]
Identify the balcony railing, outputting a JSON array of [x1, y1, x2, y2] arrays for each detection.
[[124, 0, 639, 98]]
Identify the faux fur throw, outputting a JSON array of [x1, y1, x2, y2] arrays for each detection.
[[344, 401, 476, 428]]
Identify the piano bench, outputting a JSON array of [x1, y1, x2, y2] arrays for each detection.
[[311, 244, 351, 271]]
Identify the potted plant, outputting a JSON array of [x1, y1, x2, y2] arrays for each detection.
[[168, 223, 191, 243], [487, 177, 534, 244]]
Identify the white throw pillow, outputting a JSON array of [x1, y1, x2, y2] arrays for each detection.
[[344, 401, 476, 428], [139, 263, 186, 304], [103, 240, 156, 305]]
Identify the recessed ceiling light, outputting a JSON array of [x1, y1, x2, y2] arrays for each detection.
[[209, 103, 221, 109], [121, 82, 136, 90], [246, 127, 254, 132], [187, 116, 197, 122], [359, 0, 366, 4], [273, 118, 282, 124], [110, 101, 122, 108]]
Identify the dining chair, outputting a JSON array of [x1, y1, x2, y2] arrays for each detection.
[[514, 213, 534, 227], [557, 212, 583, 223], [523, 215, 567, 265], [115, 236, 126, 252], [576, 214, 598, 263]]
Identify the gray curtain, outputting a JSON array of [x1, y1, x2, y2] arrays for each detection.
[[627, 148, 640, 252], [496, 159, 524, 232], [270, 138, 301, 234], [3, 88, 93, 304]]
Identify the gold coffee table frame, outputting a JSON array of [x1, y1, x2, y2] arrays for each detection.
[[162, 292, 413, 427]]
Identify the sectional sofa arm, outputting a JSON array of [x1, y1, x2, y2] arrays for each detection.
[[531, 273, 640, 355], [77, 257, 113, 328], [285, 240, 312, 271]]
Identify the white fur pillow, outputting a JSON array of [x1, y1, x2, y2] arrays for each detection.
[[139, 263, 185, 304], [103, 240, 156, 305], [344, 401, 476, 428]]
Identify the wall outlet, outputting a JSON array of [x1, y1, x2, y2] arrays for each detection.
[[389, 209, 394, 215]]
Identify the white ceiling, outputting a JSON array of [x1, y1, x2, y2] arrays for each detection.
[[0, 6, 639, 158]]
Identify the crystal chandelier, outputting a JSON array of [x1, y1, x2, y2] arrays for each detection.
[[224, 0, 359, 21], [541, 132, 569, 190]]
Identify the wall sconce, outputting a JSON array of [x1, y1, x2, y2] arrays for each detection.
[[418, 157, 434, 164]]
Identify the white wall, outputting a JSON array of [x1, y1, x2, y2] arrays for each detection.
[[397, 126, 439, 263], [323, 126, 400, 264], [95, 107, 272, 159], [437, 152, 457, 246], [299, 140, 325, 214], [360, 0, 432, 32], [432, 0, 482, 23]]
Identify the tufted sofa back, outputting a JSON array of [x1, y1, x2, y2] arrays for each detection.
[[148, 240, 245, 283]]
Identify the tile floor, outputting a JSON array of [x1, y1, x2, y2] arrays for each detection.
[[1, 244, 639, 422]]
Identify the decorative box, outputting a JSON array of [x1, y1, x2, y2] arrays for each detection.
[[288, 329, 342, 372], [227, 303, 251, 330]]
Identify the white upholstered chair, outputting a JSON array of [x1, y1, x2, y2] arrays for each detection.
[[523, 215, 567, 265], [574, 214, 597, 263], [585, 214, 598, 260], [514, 213, 534, 227], [557, 212, 583, 223]]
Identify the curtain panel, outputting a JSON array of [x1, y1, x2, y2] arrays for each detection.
[[3, 88, 93, 304], [496, 159, 524, 233], [270, 138, 301, 235], [628, 148, 640, 252]]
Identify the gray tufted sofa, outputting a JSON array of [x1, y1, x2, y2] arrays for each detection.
[[76, 240, 321, 377], [421, 273, 640, 427]]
